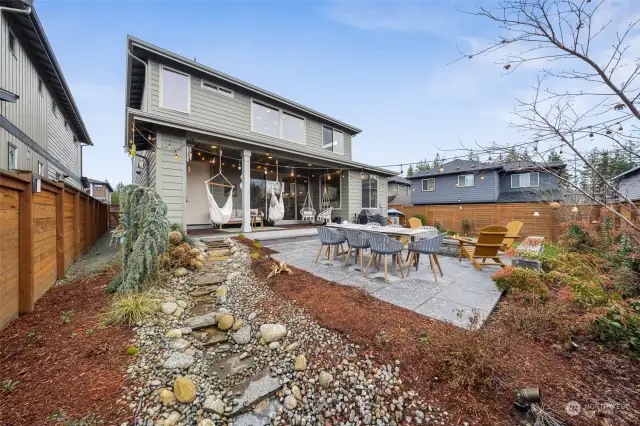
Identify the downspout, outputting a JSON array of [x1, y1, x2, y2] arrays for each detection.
[[0, 4, 33, 16]]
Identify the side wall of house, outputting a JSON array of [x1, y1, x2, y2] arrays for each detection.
[[410, 171, 499, 205], [146, 58, 354, 162], [132, 149, 157, 189], [388, 183, 412, 205], [619, 173, 640, 202], [156, 129, 187, 226], [47, 102, 82, 188], [0, 12, 48, 177]]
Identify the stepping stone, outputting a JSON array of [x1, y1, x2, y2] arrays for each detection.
[[190, 303, 214, 314], [163, 352, 195, 369], [184, 313, 217, 330], [209, 249, 232, 257], [208, 354, 255, 380], [233, 397, 278, 426], [199, 328, 229, 346], [229, 370, 282, 416], [195, 274, 224, 286], [190, 286, 218, 297], [208, 256, 229, 262]]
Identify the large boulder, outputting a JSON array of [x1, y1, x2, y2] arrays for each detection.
[[173, 377, 196, 403], [259, 324, 287, 343], [160, 302, 178, 315]]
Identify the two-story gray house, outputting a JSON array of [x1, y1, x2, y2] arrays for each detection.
[[124, 36, 394, 232], [388, 176, 412, 205], [407, 159, 564, 205], [1, 0, 92, 188], [614, 166, 640, 202]]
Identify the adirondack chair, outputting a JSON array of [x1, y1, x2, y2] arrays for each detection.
[[501, 220, 523, 251], [458, 225, 508, 270], [408, 217, 422, 228]]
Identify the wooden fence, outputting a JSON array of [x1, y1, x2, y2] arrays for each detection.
[[389, 202, 600, 241], [0, 170, 109, 330], [109, 204, 120, 229]]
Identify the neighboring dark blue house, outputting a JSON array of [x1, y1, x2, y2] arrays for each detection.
[[406, 159, 565, 205]]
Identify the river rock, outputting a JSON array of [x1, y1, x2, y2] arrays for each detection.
[[164, 411, 181, 426], [233, 325, 252, 344], [174, 267, 188, 277], [294, 355, 307, 371], [169, 338, 190, 350], [259, 324, 287, 343], [173, 377, 196, 403], [319, 371, 333, 389], [232, 318, 244, 331], [159, 389, 175, 405], [163, 352, 195, 370], [165, 329, 182, 339], [284, 395, 297, 410], [217, 314, 234, 331], [161, 302, 178, 315], [203, 396, 225, 415]]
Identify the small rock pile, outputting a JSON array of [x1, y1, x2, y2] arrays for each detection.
[[119, 239, 456, 426]]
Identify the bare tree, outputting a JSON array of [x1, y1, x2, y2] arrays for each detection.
[[453, 0, 640, 233]]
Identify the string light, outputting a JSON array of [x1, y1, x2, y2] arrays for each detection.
[[174, 151, 180, 160]]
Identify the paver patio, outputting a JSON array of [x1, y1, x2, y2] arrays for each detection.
[[268, 238, 504, 328]]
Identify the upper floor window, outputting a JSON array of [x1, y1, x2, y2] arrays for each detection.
[[251, 100, 305, 144], [511, 172, 539, 188], [8, 30, 16, 55], [161, 66, 190, 113], [457, 174, 474, 188], [94, 184, 103, 190], [394, 184, 399, 194], [422, 178, 435, 192], [362, 174, 378, 208], [201, 80, 234, 98], [8, 144, 17, 170], [322, 126, 344, 154]]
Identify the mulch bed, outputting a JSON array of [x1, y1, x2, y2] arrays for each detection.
[[238, 238, 640, 426], [0, 267, 133, 426]]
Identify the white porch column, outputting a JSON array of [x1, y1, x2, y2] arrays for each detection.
[[241, 149, 252, 233]]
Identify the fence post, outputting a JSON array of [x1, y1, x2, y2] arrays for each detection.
[[56, 182, 65, 279], [83, 195, 89, 254], [18, 172, 34, 314], [74, 189, 80, 260]]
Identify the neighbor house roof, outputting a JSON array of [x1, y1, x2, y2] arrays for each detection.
[[86, 179, 113, 193], [1, 1, 92, 145], [612, 165, 640, 181], [126, 36, 362, 135], [407, 159, 565, 179], [389, 176, 411, 185]]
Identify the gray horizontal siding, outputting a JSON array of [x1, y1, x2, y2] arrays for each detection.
[[146, 59, 353, 162], [499, 171, 558, 193], [410, 171, 499, 204], [388, 183, 412, 205], [157, 129, 187, 225], [497, 171, 559, 203], [619, 173, 640, 201], [47, 101, 81, 188], [133, 149, 157, 188]]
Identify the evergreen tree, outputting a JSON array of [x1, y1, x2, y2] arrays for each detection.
[[547, 150, 563, 163], [415, 159, 431, 173], [406, 165, 414, 177], [110, 182, 125, 206], [467, 150, 480, 162], [432, 153, 443, 168]]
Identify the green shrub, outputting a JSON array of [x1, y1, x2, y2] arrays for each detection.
[[254, 241, 262, 249], [103, 292, 157, 326], [491, 267, 549, 299], [434, 221, 447, 234], [461, 217, 472, 236], [593, 304, 640, 357], [570, 282, 619, 309], [238, 233, 245, 239], [414, 214, 427, 226], [126, 346, 138, 355]]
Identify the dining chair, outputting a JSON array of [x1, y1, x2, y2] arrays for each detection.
[[316, 227, 347, 266], [366, 233, 406, 283], [342, 229, 370, 271], [366, 222, 381, 227], [406, 234, 445, 281]]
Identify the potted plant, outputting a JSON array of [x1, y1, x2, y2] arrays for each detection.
[[461, 217, 472, 236]]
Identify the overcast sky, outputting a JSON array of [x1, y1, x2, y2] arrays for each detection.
[[35, 0, 639, 185]]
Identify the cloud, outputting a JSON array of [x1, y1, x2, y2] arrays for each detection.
[[321, 0, 454, 35]]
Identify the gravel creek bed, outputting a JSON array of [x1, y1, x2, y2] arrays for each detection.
[[120, 238, 459, 426]]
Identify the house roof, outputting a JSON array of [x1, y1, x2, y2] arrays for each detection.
[[1, 1, 92, 145], [496, 189, 564, 203], [613, 165, 640, 181], [86, 178, 113, 192], [407, 159, 565, 179], [389, 176, 411, 185], [126, 36, 362, 135]]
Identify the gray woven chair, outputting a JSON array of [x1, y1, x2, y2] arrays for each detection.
[[366, 233, 406, 282], [316, 227, 347, 265], [342, 229, 370, 271], [407, 234, 445, 281], [418, 226, 439, 237]]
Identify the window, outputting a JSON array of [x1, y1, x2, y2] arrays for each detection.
[[511, 172, 539, 188], [457, 174, 475, 187], [160, 66, 190, 113], [251, 100, 306, 144], [282, 111, 305, 144], [422, 178, 435, 192], [201, 80, 234, 98], [405, 185, 410, 196], [394, 184, 399, 194], [8, 30, 16, 55], [38, 78, 43, 95], [38, 162, 43, 176], [322, 126, 344, 154], [320, 174, 341, 208], [51, 100, 57, 116], [8, 144, 17, 170], [362, 174, 378, 208]]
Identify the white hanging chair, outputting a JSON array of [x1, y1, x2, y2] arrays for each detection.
[[268, 160, 285, 222], [205, 148, 234, 227], [300, 186, 316, 222], [317, 184, 333, 224]]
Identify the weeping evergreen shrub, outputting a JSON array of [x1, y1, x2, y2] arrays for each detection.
[[108, 185, 170, 292]]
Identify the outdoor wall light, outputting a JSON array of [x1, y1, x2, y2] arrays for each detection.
[[533, 211, 540, 217], [571, 206, 579, 213], [32, 175, 41, 193]]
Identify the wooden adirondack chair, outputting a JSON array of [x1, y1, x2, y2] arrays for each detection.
[[458, 225, 508, 270], [408, 217, 422, 228], [501, 220, 523, 251]]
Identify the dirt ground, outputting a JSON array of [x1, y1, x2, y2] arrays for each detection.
[[0, 236, 132, 426], [244, 239, 640, 426]]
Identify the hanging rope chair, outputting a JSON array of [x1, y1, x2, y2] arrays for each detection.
[[268, 159, 285, 222], [317, 182, 333, 224], [300, 185, 316, 222], [205, 148, 234, 227]]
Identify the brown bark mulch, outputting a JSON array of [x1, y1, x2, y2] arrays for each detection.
[[0, 267, 133, 426], [241, 238, 639, 426]]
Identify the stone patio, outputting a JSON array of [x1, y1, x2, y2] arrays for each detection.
[[268, 238, 504, 328]]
